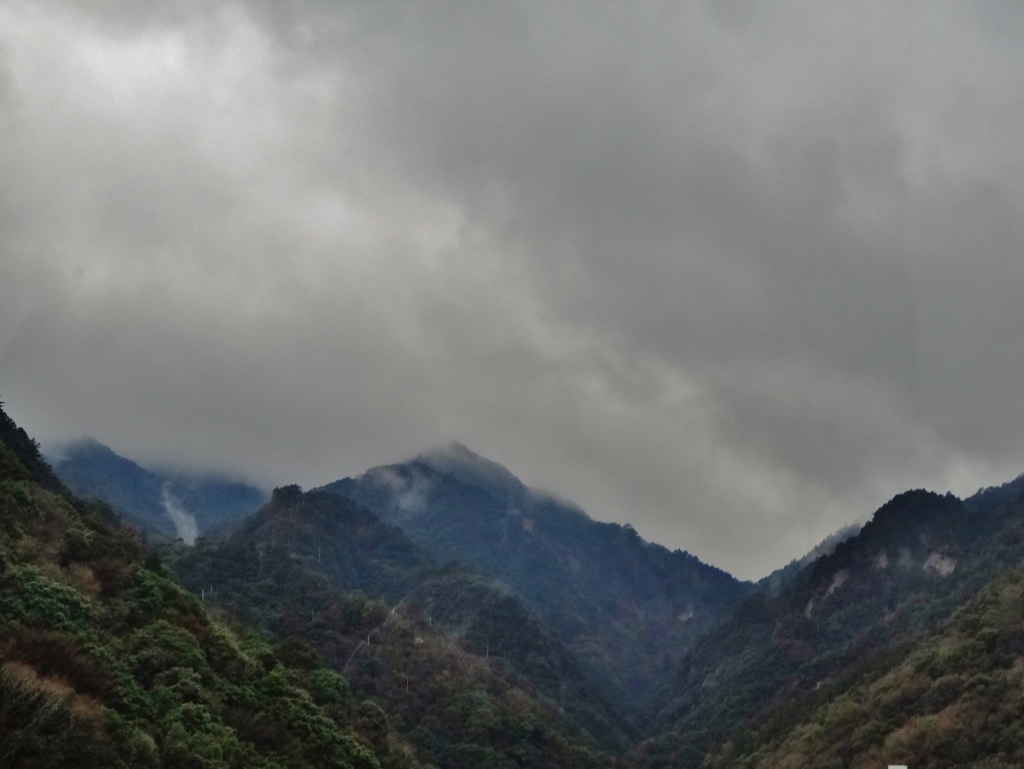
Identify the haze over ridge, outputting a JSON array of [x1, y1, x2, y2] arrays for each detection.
[[3, 1, 1024, 579]]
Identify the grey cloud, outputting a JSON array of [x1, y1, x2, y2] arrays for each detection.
[[2, 1, 1024, 578], [334, 1, 1024, 472]]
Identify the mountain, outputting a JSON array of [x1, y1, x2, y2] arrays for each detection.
[[636, 485, 1024, 767], [0, 404, 395, 768], [0, 403, 64, 494], [964, 471, 1024, 514], [167, 484, 632, 760], [701, 563, 1024, 768], [204, 484, 432, 603], [20, 397, 1024, 768], [2, 404, 625, 768], [51, 438, 267, 543], [318, 443, 752, 712], [757, 523, 862, 597]]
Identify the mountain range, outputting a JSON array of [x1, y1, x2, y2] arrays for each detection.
[[320, 443, 751, 712], [0, 405, 621, 768], [50, 438, 267, 543], [6, 407, 1024, 767]]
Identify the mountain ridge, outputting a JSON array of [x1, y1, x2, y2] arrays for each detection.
[[318, 446, 752, 713], [50, 437, 267, 543], [30, 425, 1024, 768], [635, 484, 1024, 767], [168, 483, 634, 756]]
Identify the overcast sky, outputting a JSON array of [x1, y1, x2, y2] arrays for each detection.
[[3, 0, 1024, 579]]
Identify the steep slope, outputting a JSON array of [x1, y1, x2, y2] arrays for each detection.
[[637, 487, 1024, 768], [51, 438, 266, 542], [405, 569, 633, 749], [319, 444, 751, 711], [964, 471, 1024, 514], [1, 403, 625, 768], [0, 404, 64, 493], [208, 485, 431, 603], [757, 523, 862, 597], [169, 485, 632, 760], [0, 405, 390, 768], [703, 564, 1024, 768]]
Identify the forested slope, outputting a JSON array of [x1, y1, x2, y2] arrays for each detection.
[[169, 485, 633, 760], [322, 444, 751, 711], [24, 399, 1024, 769], [0, 403, 621, 768], [636, 488, 1024, 768], [702, 565, 1024, 768], [0, 404, 386, 768]]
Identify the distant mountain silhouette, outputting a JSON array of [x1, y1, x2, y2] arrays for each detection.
[[638, 481, 1024, 767], [2, 403, 625, 768], [51, 438, 266, 542], [757, 522, 862, 597], [12, 398, 1024, 767], [319, 443, 753, 712], [698, 563, 1024, 768], [169, 484, 633, 754]]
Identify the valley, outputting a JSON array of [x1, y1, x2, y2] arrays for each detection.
[[0, 405, 1011, 767], [4, 2, 1021, 766]]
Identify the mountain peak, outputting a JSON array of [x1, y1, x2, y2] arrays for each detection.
[[56, 436, 125, 462], [50, 437, 267, 541], [414, 442, 529, 501]]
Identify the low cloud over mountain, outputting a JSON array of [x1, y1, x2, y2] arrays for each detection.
[[4, 2, 1024, 577]]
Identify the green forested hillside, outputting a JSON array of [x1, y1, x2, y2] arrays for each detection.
[[321, 445, 751, 711], [636, 488, 1024, 768], [168, 485, 633, 760], [17, 396, 1024, 769], [405, 570, 634, 749], [702, 565, 1024, 768], [0, 405, 384, 768], [0, 404, 620, 769]]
